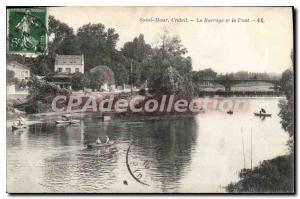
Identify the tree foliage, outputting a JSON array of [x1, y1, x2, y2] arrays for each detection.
[[226, 155, 294, 193], [192, 68, 217, 81], [7, 69, 16, 84], [77, 23, 119, 71], [160, 66, 183, 95], [70, 72, 86, 91], [87, 65, 115, 91], [278, 68, 294, 150]]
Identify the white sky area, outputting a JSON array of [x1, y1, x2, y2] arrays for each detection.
[[49, 7, 293, 73]]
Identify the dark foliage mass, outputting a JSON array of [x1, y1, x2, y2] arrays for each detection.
[[226, 155, 294, 193]]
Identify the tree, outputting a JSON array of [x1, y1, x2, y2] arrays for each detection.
[[192, 68, 217, 81], [161, 66, 183, 95], [280, 69, 294, 99], [7, 69, 16, 84], [25, 76, 70, 113], [121, 34, 153, 85], [158, 30, 191, 74], [122, 34, 152, 63], [77, 23, 119, 71], [70, 72, 86, 91], [147, 31, 193, 95], [87, 65, 115, 91], [278, 68, 294, 150], [109, 61, 128, 86], [48, 16, 79, 56], [226, 155, 294, 193], [149, 66, 184, 95], [18, 79, 27, 89]]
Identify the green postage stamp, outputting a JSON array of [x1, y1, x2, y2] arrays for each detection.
[[7, 7, 47, 54]]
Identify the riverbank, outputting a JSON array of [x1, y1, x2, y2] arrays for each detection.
[[226, 154, 294, 193]]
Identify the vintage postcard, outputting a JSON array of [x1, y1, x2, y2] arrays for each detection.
[[6, 7, 294, 193]]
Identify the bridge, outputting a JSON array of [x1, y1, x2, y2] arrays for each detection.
[[197, 79, 280, 91]]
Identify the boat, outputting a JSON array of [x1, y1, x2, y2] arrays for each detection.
[[55, 114, 80, 125], [55, 119, 80, 124], [55, 120, 70, 124], [12, 117, 27, 131], [86, 141, 115, 149], [12, 124, 27, 131], [69, 119, 80, 124], [103, 115, 112, 121], [227, 110, 233, 115], [254, 113, 271, 117]]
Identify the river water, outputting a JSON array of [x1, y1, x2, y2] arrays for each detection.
[[7, 97, 289, 193]]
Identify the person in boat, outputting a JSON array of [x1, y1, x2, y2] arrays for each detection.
[[62, 115, 69, 121], [105, 136, 110, 144], [17, 119, 23, 126], [259, 108, 266, 114], [96, 137, 101, 144]]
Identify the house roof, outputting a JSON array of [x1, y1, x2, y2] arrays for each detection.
[[7, 61, 30, 71], [55, 54, 84, 66]]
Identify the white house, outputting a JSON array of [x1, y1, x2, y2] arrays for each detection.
[[55, 54, 84, 74], [7, 61, 30, 81]]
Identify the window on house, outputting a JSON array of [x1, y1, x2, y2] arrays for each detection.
[[75, 68, 79, 72], [66, 68, 71, 73], [58, 68, 63, 72]]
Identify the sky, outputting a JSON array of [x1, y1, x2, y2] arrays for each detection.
[[49, 7, 293, 73]]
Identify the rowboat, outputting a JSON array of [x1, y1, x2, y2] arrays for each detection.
[[55, 114, 80, 125], [227, 110, 233, 115], [12, 117, 27, 131], [254, 113, 271, 117], [12, 125, 27, 131], [86, 141, 115, 149], [70, 120, 80, 124], [55, 119, 80, 124]]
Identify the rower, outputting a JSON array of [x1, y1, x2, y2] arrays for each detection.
[[18, 119, 23, 126], [96, 137, 101, 144], [105, 136, 110, 144], [259, 108, 266, 114]]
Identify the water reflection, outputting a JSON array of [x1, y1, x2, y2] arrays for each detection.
[[125, 117, 198, 191]]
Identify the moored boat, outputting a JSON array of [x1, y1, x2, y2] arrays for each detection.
[[55, 114, 80, 125], [86, 141, 115, 149]]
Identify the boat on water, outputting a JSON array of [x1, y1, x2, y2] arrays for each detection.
[[86, 141, 115, 149], [12, 124, 27, 131], [55, 114, 80, 125], [11, 117, 27, 131], [254, 108, 271, 117], [227, 110, 233, 115], [254, 113, 271, 117], [55, 120, 80, 124]]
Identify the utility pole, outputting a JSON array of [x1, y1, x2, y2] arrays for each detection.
[[241, 127, 246, 169], [251, 128, 253, 170], [130, 60, 133, 96]]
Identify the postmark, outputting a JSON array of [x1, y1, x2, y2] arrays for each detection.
[[126, 143, 151, 186], [7, 7, 47, 55]]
